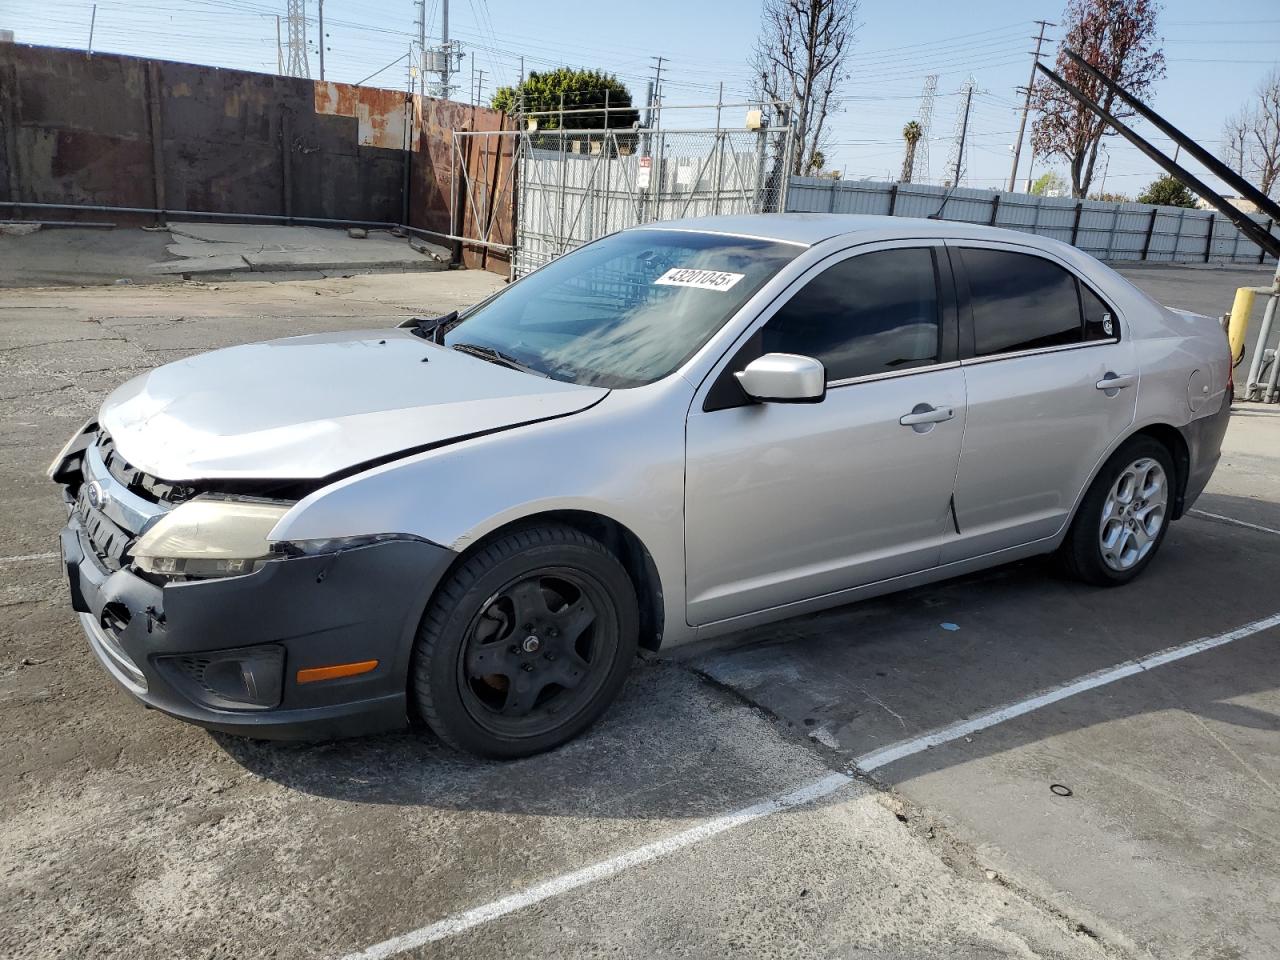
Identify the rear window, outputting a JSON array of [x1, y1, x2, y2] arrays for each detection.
[[961, 248, 1084, 356]]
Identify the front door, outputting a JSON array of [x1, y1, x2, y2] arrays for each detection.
[[685, 243, 966, 626]]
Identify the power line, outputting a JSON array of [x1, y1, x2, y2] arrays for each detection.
[[285, 0, 308, 77], [912, 75, 937, 183], [945, 77, 976, 187]]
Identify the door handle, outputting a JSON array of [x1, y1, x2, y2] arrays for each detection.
[[1096, 373, 1137, 391], [899, 405, 954, 426]]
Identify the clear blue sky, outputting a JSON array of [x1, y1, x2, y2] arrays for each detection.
[[5, 0, 1279, 197]]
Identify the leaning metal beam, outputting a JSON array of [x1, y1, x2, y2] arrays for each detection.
[[1061, 49, 1280, 225], [1035, 60, 1280, 260]]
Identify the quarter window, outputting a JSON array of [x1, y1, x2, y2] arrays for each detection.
[[961, 248, 1084, 356], [1081, 284, 1118, 341], [760, 248, 940, 383]]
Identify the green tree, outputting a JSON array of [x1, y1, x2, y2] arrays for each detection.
[[1030, 171, 1068, 196], [491, 69, 639, 130], [1137, 174, 1197, 207]]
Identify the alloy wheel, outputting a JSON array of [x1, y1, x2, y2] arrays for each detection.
[[1098, 457, 1168, 572]]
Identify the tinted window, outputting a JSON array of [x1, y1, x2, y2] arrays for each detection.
[[961, 249, 1083, 356], [1081, 284, 1118, 341], [761, 248, 940, 382]]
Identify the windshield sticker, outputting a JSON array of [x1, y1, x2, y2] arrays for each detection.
[[654, 268, 745, 292]]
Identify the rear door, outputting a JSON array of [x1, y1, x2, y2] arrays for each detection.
[[684, 241, 966, 625], [944, 243, 1137, 562]]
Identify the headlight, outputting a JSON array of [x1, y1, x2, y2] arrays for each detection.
[[132, 499, 291, 578]]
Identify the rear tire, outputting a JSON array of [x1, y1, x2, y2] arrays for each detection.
[[411, 523, 638, 758], [1060, 435, 1175, 587]]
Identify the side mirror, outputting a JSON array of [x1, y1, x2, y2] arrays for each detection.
[[734, 353, 826, 403]]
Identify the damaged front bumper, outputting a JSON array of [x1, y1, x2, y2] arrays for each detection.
[[58, 489, 456, 741]]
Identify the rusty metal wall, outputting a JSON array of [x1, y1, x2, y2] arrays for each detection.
[[412, 98, 515, 272], [0, 45, 406, 225]]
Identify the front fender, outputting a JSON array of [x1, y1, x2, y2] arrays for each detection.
[[270, 384, 694, 642]]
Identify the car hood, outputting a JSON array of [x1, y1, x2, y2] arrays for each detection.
[[99, 329, 607, 481]]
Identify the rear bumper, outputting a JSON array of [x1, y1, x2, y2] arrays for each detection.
[[60, 513, 456, 740], [1177, 393, 1232, 517]]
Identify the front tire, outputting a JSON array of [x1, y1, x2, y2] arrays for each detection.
[[1060, 436, 1175, 586], [411, 523, 639, 758]]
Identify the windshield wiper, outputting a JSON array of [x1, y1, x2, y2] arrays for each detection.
[[401, 311, 458, 343], [451, 342, 547, 377]]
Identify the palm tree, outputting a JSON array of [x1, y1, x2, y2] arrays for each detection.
[[901, 121, 923, 183]]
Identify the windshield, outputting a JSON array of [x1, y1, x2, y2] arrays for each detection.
[[443, 230, 801, 387]]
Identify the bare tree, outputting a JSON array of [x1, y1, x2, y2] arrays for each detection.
[[1222, 69, 1280, 198], [753, 0, 859, 177], [900, 120, 922, 183], [1030, 0, 1165, 198], [1222, 108, 1250, 175], [1249, 68, 1280, 197]]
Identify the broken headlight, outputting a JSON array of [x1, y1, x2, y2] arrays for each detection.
[[131, 499, 292, 578]]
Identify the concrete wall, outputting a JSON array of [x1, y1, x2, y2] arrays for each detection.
[[0, 44, 515, 272], [787, 175, 1278, 265]]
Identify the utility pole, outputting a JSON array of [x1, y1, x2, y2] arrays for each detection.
[[317, 0, 324, 82], [87, 3, 96, 53], [649, 55, 666, 130], [421, 0, 457, 99], [1008, 20, 1052, 193], [441, 0, 451, 96], [276, 15, 283, 74], [414, 0, 426, 96], [951, 80, 974, 187], [475, 69, 486, 107]]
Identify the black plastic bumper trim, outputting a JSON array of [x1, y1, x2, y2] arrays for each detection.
[[60, 514, 458, 740]]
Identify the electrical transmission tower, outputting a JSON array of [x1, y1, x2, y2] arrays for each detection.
[[912, 74, 937, 184], [285, 0, 310, 78], [944, 76, 976, 187]]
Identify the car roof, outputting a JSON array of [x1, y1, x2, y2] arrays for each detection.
[[630, 213, 1049, 249]]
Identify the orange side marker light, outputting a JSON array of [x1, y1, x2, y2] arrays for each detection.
[[296, 660, 379, 684]]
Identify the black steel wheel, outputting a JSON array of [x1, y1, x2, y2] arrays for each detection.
[[412, 523, 638, 758]]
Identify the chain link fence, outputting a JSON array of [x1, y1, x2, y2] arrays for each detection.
[[786, 176, 1278, 266], [452, 121, 794, 279]]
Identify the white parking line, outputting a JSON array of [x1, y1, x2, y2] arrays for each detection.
[[1189, 509, 1280, 537], [337, 611, 1280, 960], [856, 611, 1280, 770], [0, 551, 59, 565], [338, 772, 854, 960]]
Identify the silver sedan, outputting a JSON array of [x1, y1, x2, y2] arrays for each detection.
[[50, 214, 1232, 757]]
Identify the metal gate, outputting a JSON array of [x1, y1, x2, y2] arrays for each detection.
[[451, 115, 794, 278]]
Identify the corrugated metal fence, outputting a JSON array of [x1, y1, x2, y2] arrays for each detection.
[[786, 176, 1278, 265]]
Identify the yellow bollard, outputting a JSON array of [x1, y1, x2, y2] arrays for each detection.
[[1228, 287, 1255, 365]]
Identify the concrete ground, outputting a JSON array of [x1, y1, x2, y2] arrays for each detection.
[[1, 262, 1277, 960], [0, 224, 452, 288]]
